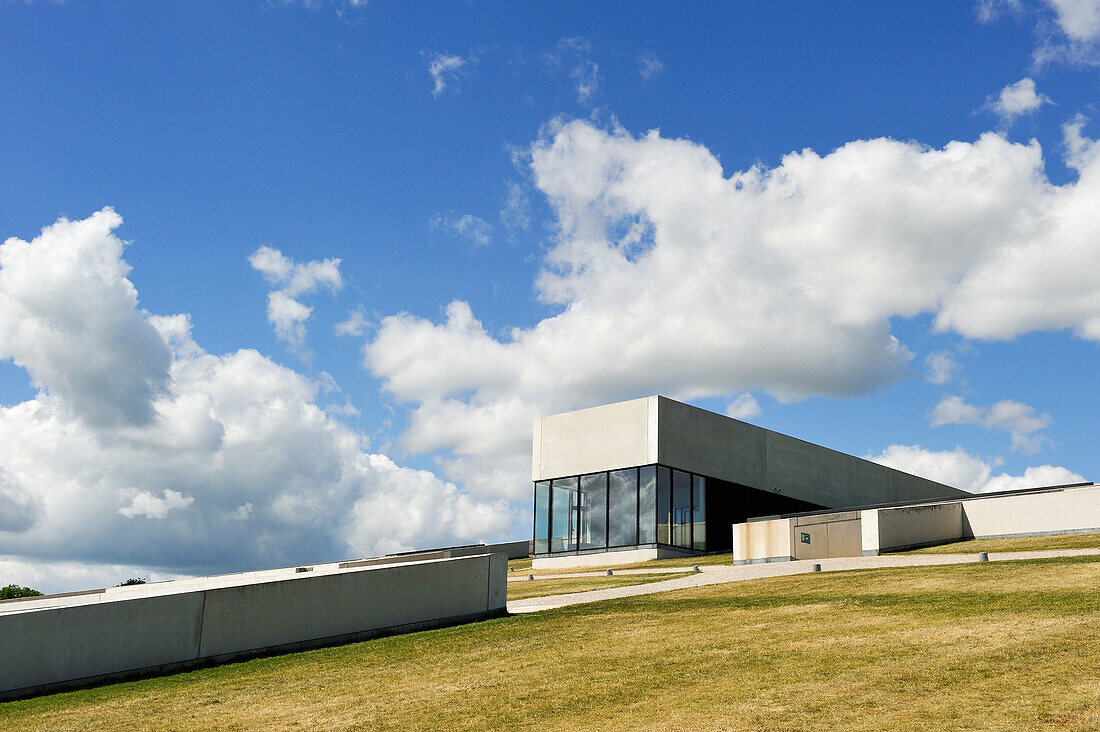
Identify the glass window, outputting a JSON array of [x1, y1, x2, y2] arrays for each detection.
[[638, 465, 656, 544], [692, 475, 706, 551], [550, 477, 578, 552], [579, 473, 608, 550], [608, 468, 638, 547], [534, 481, 550, 554], [672, 470, 691, 548], [656, 466, 671, 545]]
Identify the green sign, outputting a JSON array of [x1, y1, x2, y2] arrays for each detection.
[[800, 533, 811, 544]]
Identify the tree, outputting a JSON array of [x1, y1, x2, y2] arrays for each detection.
[[118, 578, 147, 586], [0, 584, 43, 600]]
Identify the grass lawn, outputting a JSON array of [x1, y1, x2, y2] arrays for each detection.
[[893, 531, 1100, 555], [508, 551, 732, 577], [2, 555, 1098, 731], [506, 571, 695, 601]]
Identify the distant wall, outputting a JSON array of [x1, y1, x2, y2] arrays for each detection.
[[734, 512, 862, 564], [962, 485, 1100, 539], [0, 553, 507, 700]]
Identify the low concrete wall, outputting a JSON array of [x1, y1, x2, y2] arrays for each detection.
[[733, 518, 793, 564], [791, 512, 862, 561], [869, 502, 964, 554], [962, 485, 1100, 539], [0, 553, 507, 700]]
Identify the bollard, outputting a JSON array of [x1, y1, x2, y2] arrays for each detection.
[[528, 574, 535, 580], [692, 565, 701, 572], [509, 567, 514, 572], [812, 563, 822, 572], [978, 552, 989, 562], [606, 569, 614, 576]]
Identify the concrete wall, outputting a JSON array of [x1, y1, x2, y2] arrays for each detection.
[[734, 512, 862, 564], [962, 485, 1100, 539], [0, 553, 507, 700], [866, 502, 965, 554], [532, 396, 657, 481], [733, 518, 793, 564], [534, 395, 965, 509]]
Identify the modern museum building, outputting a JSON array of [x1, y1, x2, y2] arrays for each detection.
[[531, 396, 968, 568]]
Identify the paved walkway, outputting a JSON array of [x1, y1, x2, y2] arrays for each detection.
[[506, 548, 1100, 614]]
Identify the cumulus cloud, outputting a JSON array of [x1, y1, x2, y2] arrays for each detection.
[[363, 119, 1100, 502], [0, 210, 513, 594], [928, 395, 1052, 453], [986, 78, 1052, 126], [545, 37, 600, 104], [1044, 0, 1100, 40], [870, 444, 1085, 493], [430, 212, 493, 248], [249, 245, 342, 351], [983, 0, 1100, 65], [118, 489, 194, 519], [0, 209, 170, 428]]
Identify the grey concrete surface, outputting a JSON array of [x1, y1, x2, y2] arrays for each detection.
[[532, 395, 964, 510], [507, 548, 1100, 613], [1, 553, 507, 700]]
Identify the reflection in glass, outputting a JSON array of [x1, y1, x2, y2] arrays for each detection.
[[656, 466, 671, 545], [672, 470, 691, 548], [579, 473, 608, 550], [534, 481, 550, 554], [638, 465, 656, 544], [692, 475, 706, 551], [608, 469, 638, 547], [550, 477, 578, 552]]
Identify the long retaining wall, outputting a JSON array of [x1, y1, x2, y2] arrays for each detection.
[[0, 552, 507, 700], [735, 482, 1099, 563]]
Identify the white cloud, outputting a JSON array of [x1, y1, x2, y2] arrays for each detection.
[[928, 395, 1052, 453], [924, 351, 959, 384], [986, 77, 1052, 126], [638, 52, 664, 81], [118, 489, 194, 519], [500, 181, 531, 232], [0, 210, 513, 594], [427, 53, 468, 98], [430, 213, 493, 248], [545, 37, 600, 104], [334, 306, 370, 337], [725, 393, 761, 420], [1044, 0, 1100, 41], [869, 444, 1085, 493], [0, 208, 170, 428], [249, 245, 342, 352], [363, 119, 1100, 502]]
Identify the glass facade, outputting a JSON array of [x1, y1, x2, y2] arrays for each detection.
[[579, 473, 607, 550], [608, 468, 638, 547], [534, 463, 710, 555]]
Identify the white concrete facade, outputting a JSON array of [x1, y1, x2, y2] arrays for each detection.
[[532, 545, 695, 570], [0, 551, 507, 700]]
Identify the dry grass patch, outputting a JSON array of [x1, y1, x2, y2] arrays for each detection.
[[2, 556, 1098, 731], [507, 571, 696, 601], [894, 531, 1100, 555]]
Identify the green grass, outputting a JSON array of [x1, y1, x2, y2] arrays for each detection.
[[892, 531, 1100, 555], [3, 556, 1098, 731], [506, 571, 696, 601]]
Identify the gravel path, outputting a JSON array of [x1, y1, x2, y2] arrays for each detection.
[[506, 548, 1100, 614]]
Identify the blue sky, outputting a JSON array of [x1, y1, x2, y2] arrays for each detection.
[[2, 0, 1099, 592]]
